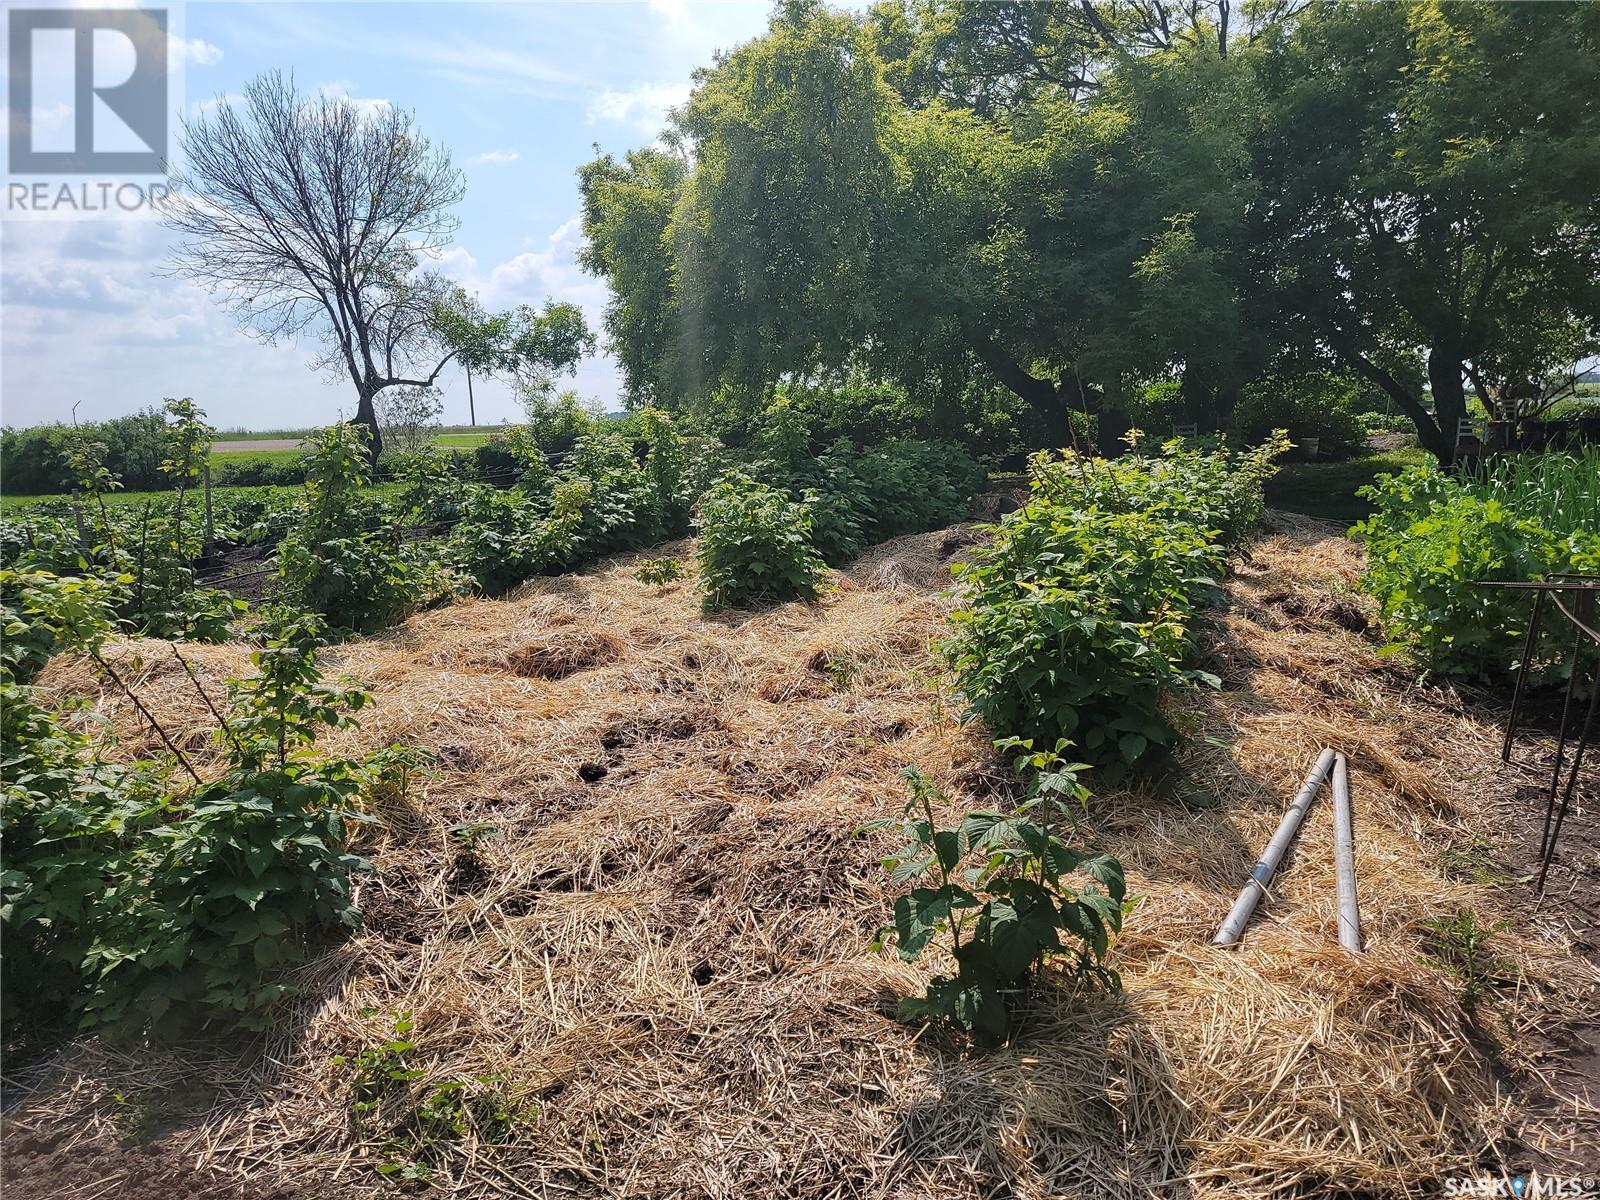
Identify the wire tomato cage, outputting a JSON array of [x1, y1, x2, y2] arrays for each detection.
[[1479, 574, 1600, 894]]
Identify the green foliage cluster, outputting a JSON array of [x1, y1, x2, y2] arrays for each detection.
[[695, 436, 985, 610], [1, 409, 172, 496], [4, 400, 244, 643], [943, 435, 1288, 776], [579, 1, 1600, 466], [278, 424, 457, 633], [636, 556, 685, 588], [695, 472, 824, 610], [1351, 448, 1600, 681], [441, 410, 699, 596], [1421, 909, 1515, 1017], [1232, 374, 1367, 461], [332, 1009, 528, 1182], [1, 590, 402, 1037], [867, 756, 1126, 1043]]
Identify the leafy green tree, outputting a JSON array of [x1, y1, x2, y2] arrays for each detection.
[[1252, 0, 1600, 461], [577, 148, 688, 408], [433, 290, 594, 426], [579, 1, 1272, 447]]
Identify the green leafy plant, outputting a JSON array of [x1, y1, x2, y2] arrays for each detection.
[[1421, 908, 1515, 1016], [1, 595, 398, 1034], [865, 754, 1126, 1044], [278, 424, 455, 632], [636, 555, 685, 588], [696, 471, 824, 610], [943, 437, 1285, 777], [333, 1009, 529, 1181], [1353, 451, 1600, 681]]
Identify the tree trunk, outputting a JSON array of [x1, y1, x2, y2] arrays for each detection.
[[1344, 350, 1450, 463], [1426, 346, 1467, 467], [969, 336, 1073, 449], [466, 365, 477, 426], [353, 386, 384, 466]]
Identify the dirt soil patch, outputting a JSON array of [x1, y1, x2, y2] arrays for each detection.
[[9, 518, 1598, 1197]]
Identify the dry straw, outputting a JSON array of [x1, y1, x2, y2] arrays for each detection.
[[12, 516, 1596, 1197]]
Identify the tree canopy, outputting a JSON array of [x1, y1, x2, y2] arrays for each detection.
[[579, 0, 1600, 461]]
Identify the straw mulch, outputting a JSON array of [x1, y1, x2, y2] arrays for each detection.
[[10, 515, 1597, 1198]]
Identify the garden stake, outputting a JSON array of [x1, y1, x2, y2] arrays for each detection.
[[1213, 748, 1338, 947], [1332, 752, 1361, 954]]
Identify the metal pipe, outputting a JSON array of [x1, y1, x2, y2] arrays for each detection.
[[1537, 668, 1598, 895], [1213, 748, 1338, 947], [1331, 752, 1361, 953], [1539, 620, 1587, 863], [1503, 588, 1545, 763]]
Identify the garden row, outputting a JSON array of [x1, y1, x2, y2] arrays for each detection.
[[0, 399, 984, 654], [2, 425, 1294, 1045], [1352, 447, 1600, 683], [873, 431, 1291, 1038]]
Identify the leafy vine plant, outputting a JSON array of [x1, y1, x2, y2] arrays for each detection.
[[865, 741, 1129, 1044]]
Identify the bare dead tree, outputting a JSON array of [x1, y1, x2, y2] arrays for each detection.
[[163, 71, 467, 460]]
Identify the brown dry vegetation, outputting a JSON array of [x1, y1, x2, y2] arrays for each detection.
[[6, 515, 1597, 1198]]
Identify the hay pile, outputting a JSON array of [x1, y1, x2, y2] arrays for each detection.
[[12, 517, 1596, 1198]]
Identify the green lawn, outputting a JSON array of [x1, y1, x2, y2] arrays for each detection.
[[1264, 447, 1429, 524], [210, 448, 305, 466], [0, 481, 411, 514]]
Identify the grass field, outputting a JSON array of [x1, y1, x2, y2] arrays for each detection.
[[0, 481, 408, 513], [210, 425, 497, 444], [1263, 446, 1429, 523]]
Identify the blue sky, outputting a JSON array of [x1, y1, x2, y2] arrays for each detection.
[[1, 1, 778, 431]]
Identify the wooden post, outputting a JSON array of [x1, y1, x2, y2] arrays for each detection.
[[202, 461, 214, 551]]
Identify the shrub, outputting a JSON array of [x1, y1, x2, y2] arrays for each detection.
[[1352, 450, 1600, 681], [752, 438, 984, 565], [446, 480, 587, 595], [1, 408, 172, 495], [637, 555, 686, 587], [943, 436, 1286, 776], [696, 471, 824, 610], [1, 599, 399, 1034], [521, 389, 602, 456], [866, 756, 1125, 1044], [1233, 373, 1366, 460], [209, 454, 307, 488], [277, 425, 454, 633]]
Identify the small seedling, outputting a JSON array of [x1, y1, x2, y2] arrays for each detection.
[[332, 1009, 532, 1181], [448, 821, 501, 852], [821, 654, 854, 689], [1421, 908, 1515, 1015]]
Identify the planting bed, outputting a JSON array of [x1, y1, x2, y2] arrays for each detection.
[[5, 516, 1596, 1198]]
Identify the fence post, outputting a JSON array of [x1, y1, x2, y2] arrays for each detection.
[[203, 461, 214, 551]]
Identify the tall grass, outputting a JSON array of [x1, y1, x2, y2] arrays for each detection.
[[1462, 446, 1600, 535]]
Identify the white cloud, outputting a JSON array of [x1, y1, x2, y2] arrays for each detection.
[[467, 148, 520, 166], [648, 0, 688, 20], [317, 81, 390, 120], [171, 36, 223, 66], [586, 81, 690, 134]]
